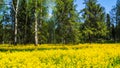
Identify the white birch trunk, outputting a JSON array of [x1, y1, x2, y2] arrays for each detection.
[[13, 0, 19, 45], [35, 0, 38, 45]]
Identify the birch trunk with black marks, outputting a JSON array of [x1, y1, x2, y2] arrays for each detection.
[[35, 0, 38, 46], [12, 0, 19, 45]]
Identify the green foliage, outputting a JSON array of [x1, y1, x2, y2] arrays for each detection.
[[106, 14, 112, 40], [0, 0, 119, 44], [53, 0, 80, 44], [81, 0, 108, 42], [116, 0, 120, 41]]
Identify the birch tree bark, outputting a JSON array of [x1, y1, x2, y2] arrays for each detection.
[[35, 0, 38, 45], [12, 0, 19, 45]]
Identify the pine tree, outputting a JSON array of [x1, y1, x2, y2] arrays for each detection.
[[17, 0, 27, 44], [110, 6, 117, 42], [106, 14, 111, 40], [81, 0, 107, 43], [53, 0, 80, 44], [116, 0, 120, 41], [0, 0, 4, 43]]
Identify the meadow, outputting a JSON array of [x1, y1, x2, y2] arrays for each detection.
[[0, 44, 120, 68]]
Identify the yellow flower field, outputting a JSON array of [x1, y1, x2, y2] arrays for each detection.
[[0, 44, 120, 68]]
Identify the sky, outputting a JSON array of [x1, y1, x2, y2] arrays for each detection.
[[75, 0, 117, 13]]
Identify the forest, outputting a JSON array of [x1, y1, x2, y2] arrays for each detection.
[[0, 0, 120, 45], [0, 0, 120, 68]]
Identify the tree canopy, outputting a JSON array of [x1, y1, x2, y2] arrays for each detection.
[[0, 0, 119, 45]]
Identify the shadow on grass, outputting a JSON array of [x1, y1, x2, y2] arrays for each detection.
[[0, 48, 69, 52], [0, 45, 93, 52]]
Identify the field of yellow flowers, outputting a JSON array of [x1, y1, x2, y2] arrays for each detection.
[[0, 44, 120, 68]]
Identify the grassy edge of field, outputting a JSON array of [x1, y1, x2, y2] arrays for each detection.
[[0, 43, 120, 52]]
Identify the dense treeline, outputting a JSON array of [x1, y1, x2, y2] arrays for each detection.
[[0, 0, 120, 45]]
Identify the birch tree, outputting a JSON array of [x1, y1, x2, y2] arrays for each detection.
[[12, 0, 20, 45], [34, 0, 38, 45]]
